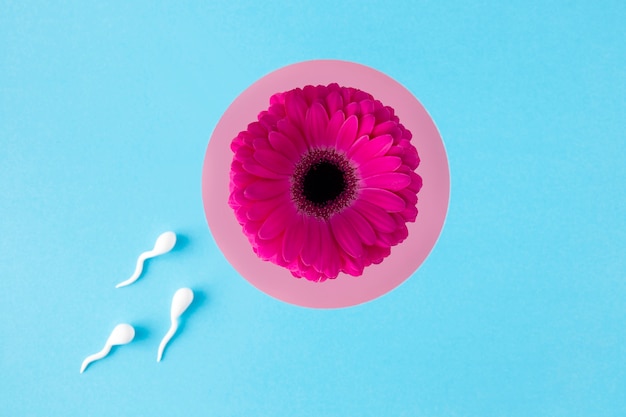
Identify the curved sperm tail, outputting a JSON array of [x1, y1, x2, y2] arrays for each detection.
[[115, 251, 152, 288], [80, 345, 111, 373], [157, 323, 178, 362]]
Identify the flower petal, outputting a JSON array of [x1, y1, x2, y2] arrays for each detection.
[[282, 213, 306, 263], [252, 137, 272, 150], [303, 85, 318, 104], [371, 120, 396, 137], [325, 90, 343, 115], [357, 114, 376, 138], [396, 187, 418, 206], [242, 159, 287, 180], [359, 99, 375, 115], [230, 189, 248, 206], [253, 149, 295, 176], [330, 212, 363, 258], [285, 90, 308, 128], [258, 203, 295, 240], [244, 179, 289, 200], [359, 188, 406, 212], [247, 121, 267, 137], [345, 101, 359, 117], [318, 221, 340, 278], [350, 134, 394, 164], [345, 135, 370, 159], [232, 171, 257, 188], [359, 156, 402, 178], [246, 194, 290, 221], [326, 111, 345, 147], [268, 131, 301, 161], [342, 207, 377, 245], [335, 115, 359, 152], [300, 218, 321, 266], [407, 171, 423, 193], [341, 255, 364, 276], [256, 235, 284, 262], [365, 244, 391, 265], [305, 102, 329, 147], [277, 119, 308, 155], [362, 173, 411, 191], [352, 199, 397, 233]]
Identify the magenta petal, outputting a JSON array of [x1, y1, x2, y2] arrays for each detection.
[[282, 214, 306, 263], [268, 131, 300, 161], [246, 194, 289, 221], [403, 146, 420, 169], [242, 160, 285, 179], [408, 171, 423, 192], [359, 99, 375, 115], [300, 218, 321, 267], [232, 171, 257, 188], [352, 199, 397, 233], [368, 245, 392, 265], [396, 187, 418, 205], [345, 135, 370, 159], [342, 207, 377, 245], [336, 115, 359, 152], [234, 145, 254, 162], [359, 188, 406, 212], [345, 102, 359, 117], [371, 120, 396, 136], [305, 102, 329, 146], [253, 149, 295, 175], [401, 204, 418, 222], [362, 173, 411, 191], [350, 134, 394, 164], [319, 221, 340, 278], [330, 213, 363, 258], [244, 179, 289, 200], [326, 111, 345, 147], [243, 219, 261, 238], [359, 156, 402, 178], [256, 235, 283, 261], [341, 255, 364, 276], [302, 85, 317, 104], [252, 137, 272, 150], [357, 114, 376, 138], [325, 90, 343, 115], [258, 203, 295, 240], [247, 121, 267, 137], [373, 106, 391, 123], [276, 119, 308, 155], [230, 189, 248, 206], [285, 90, 308, 128]]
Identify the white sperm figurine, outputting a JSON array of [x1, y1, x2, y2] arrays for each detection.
[[157, 287, 194, 362], [80, 323, 135, 373], [116, 231, 177, 288]]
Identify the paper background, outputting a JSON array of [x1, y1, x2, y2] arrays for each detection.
[[1, 1, 625, 416]]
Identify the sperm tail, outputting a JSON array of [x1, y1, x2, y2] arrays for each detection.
[[157, 323, 178, 362], [115, 251, 151, 288], [80, 345, 111, 373]]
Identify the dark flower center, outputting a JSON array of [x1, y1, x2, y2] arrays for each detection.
[[291, 149, 357, 219], [302, 161, 345, 205]]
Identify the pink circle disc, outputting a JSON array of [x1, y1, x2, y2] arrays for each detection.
[[202, 60, 449, 308]]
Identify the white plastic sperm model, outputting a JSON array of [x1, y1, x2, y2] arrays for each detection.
[[157, 287, 194, 362], [80, 323, 135, 373], [115, 231, 177, 288]]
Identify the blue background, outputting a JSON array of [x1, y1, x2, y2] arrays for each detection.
[[1, 1, 625, 416]]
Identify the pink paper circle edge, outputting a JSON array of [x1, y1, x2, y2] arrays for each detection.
[[202, 60, 450, 309]]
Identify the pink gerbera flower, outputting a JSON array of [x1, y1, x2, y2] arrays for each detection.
[[228, 83, 422, 282]]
